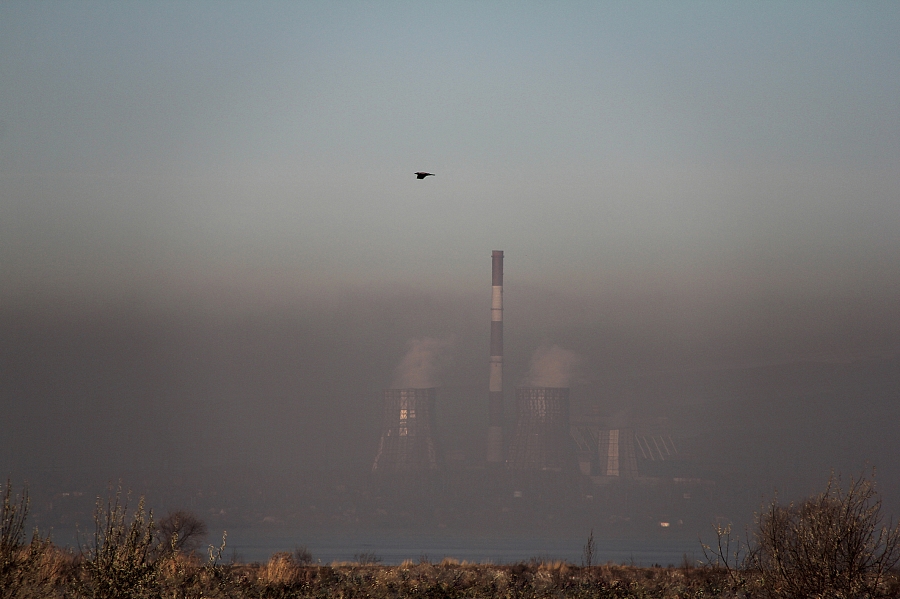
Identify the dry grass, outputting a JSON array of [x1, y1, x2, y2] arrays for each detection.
[[4, 542, 900, 598], [257, 551, 304, 585], [0, 531, 733, 598]]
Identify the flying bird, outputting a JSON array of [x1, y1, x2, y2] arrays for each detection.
[[415, 172, 435, 179]]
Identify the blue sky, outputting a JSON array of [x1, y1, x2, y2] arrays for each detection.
[[2, 1, 899, 306]]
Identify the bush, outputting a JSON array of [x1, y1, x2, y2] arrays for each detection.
[[354, 551, 382, 565], [582, 528, 595, 568], [157, 510, 207, 555], [1, 480, 30, 592], [703, 472, 900, 598], [1, 480, 58, 598], [258, 552, 302, 585], [293, 545, 313, 566], [79, 489, 159, 599], [750, 472, 900, 599]]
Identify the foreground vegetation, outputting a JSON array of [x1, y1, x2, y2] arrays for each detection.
[[4, 474, 900, 598], [0, 542, 741, 599]]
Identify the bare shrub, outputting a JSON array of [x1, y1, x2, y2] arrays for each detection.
[[701, 521, 750, 592], [79, 488, 159, 599], [157, 510, 207, 555], [1, 481, 57, 598], [354, 551, 381, 565], [750, 472, 900, 599], [0, 480, 30, 593], [582, 528, 595, 567], [293, 545, 313, 566]]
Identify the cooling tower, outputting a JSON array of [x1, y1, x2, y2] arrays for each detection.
[[486, 250, 505, 464], [507, 387, 572, 471], [372, 388, 440, 472], [597, 428, 639, 478]]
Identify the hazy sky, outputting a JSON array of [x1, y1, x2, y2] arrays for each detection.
[[2, 2, 900, 514], [2, 1, 898, 306]]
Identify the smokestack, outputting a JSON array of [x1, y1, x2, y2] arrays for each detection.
[[486, 250, 504, 464], [372, 388, 440, 472], [507, 387, 572, 471]]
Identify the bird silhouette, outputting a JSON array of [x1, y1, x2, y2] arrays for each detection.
[[415, 172, 435, 179]]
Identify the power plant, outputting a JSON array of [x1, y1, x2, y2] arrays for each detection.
[[370, 250, 693, 494], [372, 388, 440, 472], [507, 387, 571, 471]]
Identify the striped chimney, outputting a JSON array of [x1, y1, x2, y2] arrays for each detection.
[[486, 250, 504, 464]]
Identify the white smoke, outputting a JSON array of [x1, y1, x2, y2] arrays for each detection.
[[391, 336, 454, 389], [524, 344, 582, 388]]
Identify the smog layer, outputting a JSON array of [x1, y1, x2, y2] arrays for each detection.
[[2, 2, 899, 547]]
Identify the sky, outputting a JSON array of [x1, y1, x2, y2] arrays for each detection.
[[2, 1, 900, 532], [3, 1, 898, 304]]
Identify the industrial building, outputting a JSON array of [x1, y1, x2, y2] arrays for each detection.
[[370, 250, 691, 486], [372, 387, 441, 472], [507, 387, 572, 471]]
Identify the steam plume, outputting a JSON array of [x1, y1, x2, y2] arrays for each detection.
[[525, 344, 582, 388], [391, 336, 454, 389]]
